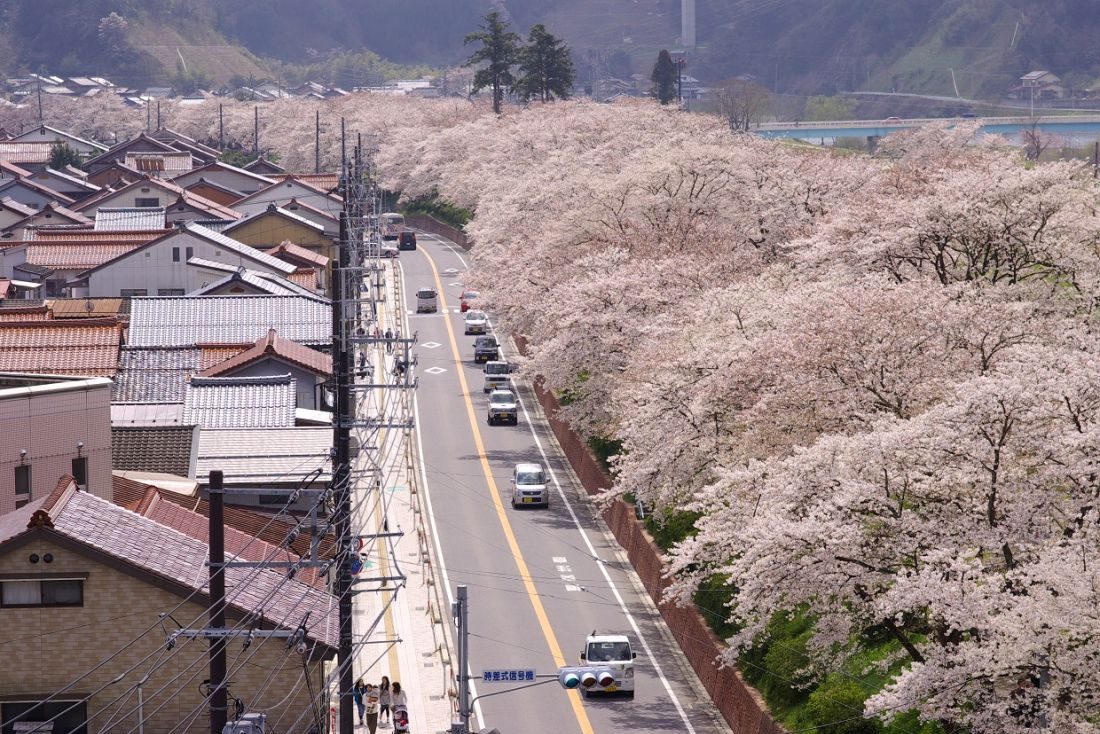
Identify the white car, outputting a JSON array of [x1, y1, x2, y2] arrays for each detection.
[[464, 309, 488, 335], [580, 633, 636, 698], [483, 360, 511, 393], [487, 388, 518, 426], [510, 462, 548, 508]]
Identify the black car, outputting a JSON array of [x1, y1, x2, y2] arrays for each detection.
[[474, 335, 499, 363], [398, 231, 417, 250]]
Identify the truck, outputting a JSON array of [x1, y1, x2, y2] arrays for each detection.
[[580, 633, 636, 698]]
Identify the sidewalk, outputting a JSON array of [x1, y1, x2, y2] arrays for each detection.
[[345, 260, 457, 734]]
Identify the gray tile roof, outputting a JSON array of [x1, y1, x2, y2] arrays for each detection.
[[183, 374, 296, 429], [127, 295, 332, 347], [53, 490, 337, 648], [184, 222, 296, 274], [113, 346, 200, 402], [196, 427, 332, 485], [187, 259, 326, 299], [111, 425, 199, 477], [95, 207, 167, 230]]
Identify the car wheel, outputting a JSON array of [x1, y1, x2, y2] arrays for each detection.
[[511, 497, 517, 509], [625, 690, 634, 699]]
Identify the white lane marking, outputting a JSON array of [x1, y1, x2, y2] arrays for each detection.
[[403, 261, 488, 729], [422, 342, 442, 349], [424, 366, 447, 375], [433, 236, 698, 734]]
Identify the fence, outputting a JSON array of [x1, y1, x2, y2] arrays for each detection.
[[514, 336, 783, 734]]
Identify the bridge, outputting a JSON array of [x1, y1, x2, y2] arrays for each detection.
[[755, 115, 1100, 144]]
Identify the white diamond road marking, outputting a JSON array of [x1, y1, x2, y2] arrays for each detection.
[[448, 281, 462, 287], [443, 268, 459, 274], [424, 366, 447, 375], [421, 341, 441, 349]]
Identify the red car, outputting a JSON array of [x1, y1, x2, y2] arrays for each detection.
[[459, 289, 480, 312]]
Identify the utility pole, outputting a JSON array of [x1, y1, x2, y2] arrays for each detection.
[[451, 585, 471, 734], [219, 103, 224, 150], [1094, 141, 1098, 179], [254, 106, 259, 156], [156, 101, 161, 130], [316, 109, 321, 174], [36, 77, 43, 125], [334, 157, 355, 734], [208, 471, 228, 734]]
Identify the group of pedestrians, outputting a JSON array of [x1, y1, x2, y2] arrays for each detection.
[[352, 676, 408, 733]]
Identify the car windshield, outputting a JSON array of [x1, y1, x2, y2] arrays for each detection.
[[587, 642, 631, 662], [485, 363, 509, 375], [490, 391, 515, 403], [516, 470, 545, 485], [477, 337, 497, 347], [466, 311, 485, 320], [417, 289, 435, 298], [463, 291, 479, 299]]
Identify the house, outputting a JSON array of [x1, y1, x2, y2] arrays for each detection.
[[77, 222, 299, 298], [46, 297, 127, 320], [111, 425, 199, 479], [0, 481, 335, 734], [81, 132, 185, 175], [0, 373, 112, 512], [274, 172, 340, 195], [0, 318, 123, 377], [75, 177, 241, 222], [0, 279, 42, 302], [21, 167, 101, 202], [179, 177, 246, 207], [196, 426, 332, 501], [85, 159, 143, 189], [231, 176, 343, 220], [198, 328, 332, 410], [222, 203, 334, 261], [127, 294, 332, 347], [123, 151, 195, 178], [244, 156, 285, 176], [0, 197, 37, 232], [171, 160, 274, 196], [183, 374, 297, 429], [1016, 70, 1066, 100], [186, 259, 323, 298], [7, 200, 94, 240], [94, 206, 166, 230], [0, 176, 75, 209], [18, 230, 165, 295], [149, 127, 221, 165], [5, 124, 108, 156], [0, 160, 32, 181]]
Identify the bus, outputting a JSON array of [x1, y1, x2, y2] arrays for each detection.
[[380, 212, 405, 240]]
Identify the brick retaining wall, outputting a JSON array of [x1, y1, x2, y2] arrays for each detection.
[[515, 336, 782, 734], [406, 214, 471, 250]]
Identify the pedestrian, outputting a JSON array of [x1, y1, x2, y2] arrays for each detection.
[[353, 678, 367, 726], [391, 681, 407, 708], [378, 675, 391, 726], [364, 682, 380, 734], [384, 328, 394, 354]]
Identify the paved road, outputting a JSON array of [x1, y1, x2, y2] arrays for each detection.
[[397, 233, 729, 734]]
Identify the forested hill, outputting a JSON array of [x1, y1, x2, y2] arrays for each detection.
[[3, 0, 1099, 97]]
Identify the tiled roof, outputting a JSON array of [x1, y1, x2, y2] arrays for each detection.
[[0, 306, 50, 321], [94, 207, 167, 230], [201, 328, 332, 377], [288, 270, 320, 289], [265, 241, 330, 267], [38, 488, 338, 648], [0, 318, 122, 376], [19, 201, 93, 225], [182, 374, 297, 429], [124, 152, 194, 173], [243, 156, 285, 174], [26, 242, 140, 269], [0, 161, 33, 177], [277, 173, 340, 193], [196, 427, 332, 485], [0, 196, 35, 217], [47, 298, 125, 319], [226, 205, 327, 237], [113, 346, 200, 402], [0, 142, 53, 163], [111, 425, 198, 478], [188, 264, 323, 298], [0, 176, 74, 204], [183, 222, 296, 273], [127, 295, 332, 347], [31, 229, 169, 243], [198, 345, 248, 371]]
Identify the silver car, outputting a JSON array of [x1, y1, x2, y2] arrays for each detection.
[[511, 462, 548, 508], [487, 389, 518, 426], [464, 309, 488, 335]]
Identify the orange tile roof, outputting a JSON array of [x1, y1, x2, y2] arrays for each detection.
[[278, 173, 339, 192], [200, 328, 332, 377], [198, 345, 248, 371], [287, 269, 319, 289], [48, 298, 125, 318], [32, 229, 168, 243], [0, 142, 53, 163], [0, 318, 122, 376], [266, 240, 329, 267], [26, 242, 141, 269], [0, 306, 51, 321]]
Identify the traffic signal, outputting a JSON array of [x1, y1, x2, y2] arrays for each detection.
[[557, 666, 615, 690]]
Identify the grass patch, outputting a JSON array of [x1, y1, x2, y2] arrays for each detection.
[[403, 192, 472, 229]]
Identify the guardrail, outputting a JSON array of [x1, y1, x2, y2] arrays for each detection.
[[757, 114, 1100, 131]]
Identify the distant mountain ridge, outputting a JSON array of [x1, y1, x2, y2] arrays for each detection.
[[1, 0, 1097, 98]]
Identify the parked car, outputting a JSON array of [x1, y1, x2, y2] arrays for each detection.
[[459, 289, 480, 312], [474, 335, 499, 363], [464, 309, 488, 335], [511, 462, 548, 508], [483, 360, 512, 393], [487, 388, 519, 425], [398, 231, 417, 250], [416, 287, 438, 313]]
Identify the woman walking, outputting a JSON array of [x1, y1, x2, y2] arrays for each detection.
[[378, 675, 392, 727], [353, 679, 368, 726]]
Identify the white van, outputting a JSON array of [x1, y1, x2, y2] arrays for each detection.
[[580, 633, 636, 698], [416, 287, 438, 313], [510, 463, 548, 508]]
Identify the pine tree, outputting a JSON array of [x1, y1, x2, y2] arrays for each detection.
[[464, 10, 520, 114], [513, 24, 576, 103], [651, 49, 677, 105]]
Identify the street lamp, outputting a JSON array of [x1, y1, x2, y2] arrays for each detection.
[[677, 57, 686, 104]]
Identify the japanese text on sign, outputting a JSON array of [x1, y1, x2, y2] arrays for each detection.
[[481, 669, 536, 682]]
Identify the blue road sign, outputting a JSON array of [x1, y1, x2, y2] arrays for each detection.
[[481, 669, 536, 682]]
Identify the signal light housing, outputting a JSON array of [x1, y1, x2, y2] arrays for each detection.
[[557, 666, 617, 691]]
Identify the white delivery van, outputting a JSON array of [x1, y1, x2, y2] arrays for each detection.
[[416, 287, 438, 313], [580, 633, 636, 698]]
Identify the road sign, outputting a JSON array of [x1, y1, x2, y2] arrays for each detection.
[[481, 669, 536, 682]]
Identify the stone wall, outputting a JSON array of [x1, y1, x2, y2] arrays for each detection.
[[405, 214, 470, 250]]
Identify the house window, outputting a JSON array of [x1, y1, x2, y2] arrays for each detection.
[[258, 494, 287, 505], [120, 289, 148, 298], [14, 465, 30, 509], [134, 197, 159, 207], [1, 578, 84, 607], [172, 246, 180, 262], [2, 700, 88, 734], [185, 246, 194, 259], [157, 289, 184, 296], [71, 457, 87, 490]]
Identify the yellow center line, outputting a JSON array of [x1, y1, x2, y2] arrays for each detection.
[[419, 247, 596, 734]]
